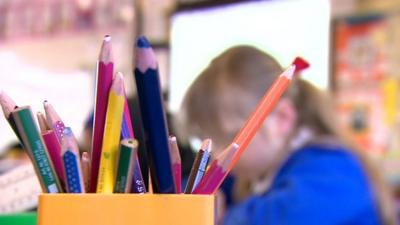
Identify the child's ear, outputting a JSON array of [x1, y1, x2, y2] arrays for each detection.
[[273, 97, 297, 137]]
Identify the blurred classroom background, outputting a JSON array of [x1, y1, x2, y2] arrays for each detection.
[[1, 0, 400, 220]]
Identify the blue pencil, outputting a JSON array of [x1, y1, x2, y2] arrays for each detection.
[[133, 36, 175, 193], [184, 139, 212, 193], [61, 127, 85, 193]]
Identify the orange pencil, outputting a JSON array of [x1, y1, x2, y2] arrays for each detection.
[[195, 57, 308, 194], [230, 63, 298, 170]]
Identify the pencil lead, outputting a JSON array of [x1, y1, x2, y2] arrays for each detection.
[[136, 36, 150, 48], [291, 57, 310, 73], [201, 139, 212, 152], [104, 35, 111, 42]]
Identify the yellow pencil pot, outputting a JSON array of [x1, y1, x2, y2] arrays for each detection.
[[38, 194, 215, 225]]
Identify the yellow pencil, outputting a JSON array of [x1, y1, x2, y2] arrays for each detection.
[[96, 72, 125, 193]]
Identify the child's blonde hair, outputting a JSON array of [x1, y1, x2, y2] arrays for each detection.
[[180, 46, 397, 225]]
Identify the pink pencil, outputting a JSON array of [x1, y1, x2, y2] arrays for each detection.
[[192, 143, 238, 194], [37, 112, 65, 184], [89, 35, 114, 193], [168, 136, 181, 193]]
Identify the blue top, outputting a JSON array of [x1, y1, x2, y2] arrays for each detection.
[[222, 144, 382, 225]]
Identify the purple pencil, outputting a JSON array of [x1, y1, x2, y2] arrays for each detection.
[[90, 35, 114, 193], [120, 95, 146, 193]]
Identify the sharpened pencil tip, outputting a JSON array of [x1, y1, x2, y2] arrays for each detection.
[[116, 72, 124, 79], [43, 100, 49, 108], [136, 36, 150, 48], [292, 57, 310, 73], [201, 139, 212, 152], [169, 135, 177, 142], [104, 35, 111, 42]]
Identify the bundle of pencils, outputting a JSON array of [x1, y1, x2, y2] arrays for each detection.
[[0, 34, 308, 196]]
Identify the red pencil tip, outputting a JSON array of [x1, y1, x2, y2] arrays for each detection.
[[291, 57, 310, 73]]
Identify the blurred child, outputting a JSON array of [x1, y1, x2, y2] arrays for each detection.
[[181, 46, 397, 225]]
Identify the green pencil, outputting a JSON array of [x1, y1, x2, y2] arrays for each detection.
[[114, 139, 138, 193], [12, 106, 62, 193]]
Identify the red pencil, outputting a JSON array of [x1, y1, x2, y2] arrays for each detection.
[[168, 136, 182, 193], [192, 143, 238, 194], [37, 111, 65, 184], [90, 35, 114, 193]]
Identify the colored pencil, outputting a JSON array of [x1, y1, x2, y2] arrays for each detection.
[[196, 59, 306, 194], [114, 139, 137, 193], [81, 152, 90, 192], [134, 35, 175, 193], [0, 91, 22, 142], [37, 111, 49, 132], [43, 100, 65, 143], [90, 35, 114, 193], [12, 106, 62, 193], [38, 112, 65, 184], [61, 127, 85, 193], [168, 136, 181, 193], [120, 98, 147, 193], [192, 143, 238, 195], [121, 96, 135, 139], [96, 72, 125, 193], [184, 139, 211, 194], [37, 111, 64, 180], [230, 65, 296, 170]]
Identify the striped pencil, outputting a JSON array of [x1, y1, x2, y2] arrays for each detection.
[[192, 143, 238, 195], [61, 127, 85, 193], [168, 136, 181, 193], [0, 91, 22, 142], [81, 152, 90, 192], [184, 139, 211, 194], [96, 72, 125, 193], [120, 96, 147, 193], [114, 139, 138, 193], [37, 112, 65, 184], [90, 35, 114, 193], [12, 106, 62, 193], [134, 35, 175, 193], [43, 101, 65, 143]]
